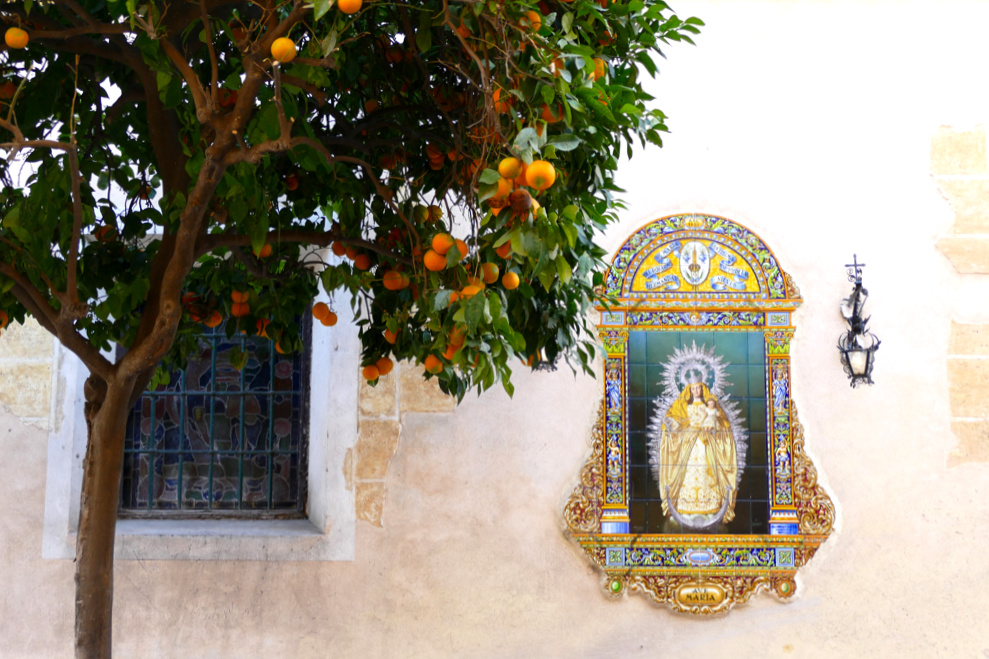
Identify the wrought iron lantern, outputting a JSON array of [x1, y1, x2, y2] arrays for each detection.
[[838, 255, 880, 387]]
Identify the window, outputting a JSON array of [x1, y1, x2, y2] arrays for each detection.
[[119, 321, 310, 517], [42, 290, 359, 562]]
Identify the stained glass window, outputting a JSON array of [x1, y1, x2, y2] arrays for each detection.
[[120, 322, 310, 517]]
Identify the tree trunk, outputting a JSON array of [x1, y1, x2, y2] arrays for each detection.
[[74, 374, 135, 659]]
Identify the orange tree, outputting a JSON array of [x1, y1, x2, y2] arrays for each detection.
[[0, 0, 699, 655]]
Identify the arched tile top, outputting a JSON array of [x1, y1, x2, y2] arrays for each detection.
[[605, 214, 801, 309]]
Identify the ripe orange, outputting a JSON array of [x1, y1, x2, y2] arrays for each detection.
[[204, 311, 223, 328], [502, 271, 520, 290], [480, 262, 500, 284], [442, 343, 459, 360], [231, 290, 250, 303], [493, 88, 511, 113], [492, 177, 513, 200], [375, 356, 394, 375], [590, 57, 607, 81], [424, 354, 444, 374], [454, 239, 469, 260], [540, 104, 563, 123], [331, 241, 347, 257], [312, 302, 330, 320], [383, 270, 409, 291], [353, 253, 372, 270], [498, 157, 524, 180], [0, 310, 8, 329], [448, 326, 466, 346], [344, 245, 359, 260], [460, 284, 483, 299], [254, 243, 273, 258], [431, 233, 455, 255], [525, 160, 556, 191], [285, 174, 299, 191], [0, 81, 16, 100], [338, 0, 363, 14], [256, 318, 270, 338], [4, 28, 28, 50], [514, 162, 528, 188], [424, 249, 447, 271], [384, 328, 399, 344], [270, 37, 297, 63], [232, 301, 251, 317], [363, 364, 380, 381], [495, 242, 512, 259], [321, 311, 338, 327], [521, 10, 542, 32], [275, 341, 287, 355]]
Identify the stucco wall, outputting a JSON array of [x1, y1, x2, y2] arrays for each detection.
[[4, 1, 989, 657]]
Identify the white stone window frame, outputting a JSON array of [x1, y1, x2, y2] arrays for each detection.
[[42, 289, 359, 561]]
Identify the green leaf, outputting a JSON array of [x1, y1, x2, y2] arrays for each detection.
[[556, 255, 573, 285], [479, 168, 501, 185], [514, 127, 540, 152], [548, 134, 582, 151], [417, 12, 433, 52], [313, 0, 331, 21], [537, 268, 556, 292]]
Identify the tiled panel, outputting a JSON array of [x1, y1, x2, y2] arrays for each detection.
[[626, 329, 769, 535]]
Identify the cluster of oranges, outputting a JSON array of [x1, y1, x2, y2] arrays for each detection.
[[311, 301, 338, 327], [330, 240, 372, 271]]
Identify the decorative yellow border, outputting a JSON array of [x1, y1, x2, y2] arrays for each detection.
[[566, 214, 834, 614]]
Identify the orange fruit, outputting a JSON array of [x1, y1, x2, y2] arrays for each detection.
[[0, 81, 16, 100], [448, 326, 466, 346], [495, 242, 512, 259], [270, 37, 297, 63], [232, 301, 251, 317], [256, 318, 270, 338], [442, 343, 459, 360], [514, 162, 528, 188], [502, 271, 520, 290], [312, 302, 330, 320], [383, 269, 409, 290], [384, 328, 399, 344], [498, 157, 524, 180], [204, 311, 223, 328], [344, 245, 359, 260], [491, 177, 513, 201], [338, 0, 363, 14], [321, 311, 338, 327], [275, 341, 287, 355], [445, 290, 461, 307], [331, 241, 347, 257], [254, 243, 273, 258], [363, 364, 380, 381], [231, 290, 250, 303], [424, 354, 444, 374], [540, 104, 563, 123], [423, 249, 447, 271], [521, 10, 542, 32], [551, 58, 566, 77], [493, 87, 511, 113], [480, 263, 500, 284], [432, 233, 455, 255], [375, 356, 394, 375], [460, 284, 483, 298], [0, 310, 8, 328], [454, 239, 468, 260], [590, 57, 607, 81], [353, 253, 372, 270], [4, 28, 28, 50], [285, 175, 299, 191], [525, 160, 556, 191]]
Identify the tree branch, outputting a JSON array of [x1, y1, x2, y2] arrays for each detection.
[[158, 38, 211, 124], [200, 0, 220, 105]]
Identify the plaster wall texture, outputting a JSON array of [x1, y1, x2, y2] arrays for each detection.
[[4, 1, 989, 657]]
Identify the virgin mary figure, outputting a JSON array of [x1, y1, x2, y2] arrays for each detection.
[[659, 380, 738, 526]]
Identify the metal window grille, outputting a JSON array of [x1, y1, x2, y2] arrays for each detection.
[[119, 321, 310, 518]]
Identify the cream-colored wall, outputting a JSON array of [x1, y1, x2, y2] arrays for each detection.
[[5, 1, 989, 656]]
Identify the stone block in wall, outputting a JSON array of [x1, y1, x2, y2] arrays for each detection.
[[935, 235, 989, 274], [358, 371, 397, 418], [949, 322, 989, 356], [397, 362, 456, 413], [0, 318, 53, 359], [355, 481, 386, 526], [947, 358, 989, 417], [948, 420, 989, 465], [930, 125, 988, 175], [355, 419, 400, 480], [934, 179, 989, 234], [0, 362, 52, 419]]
